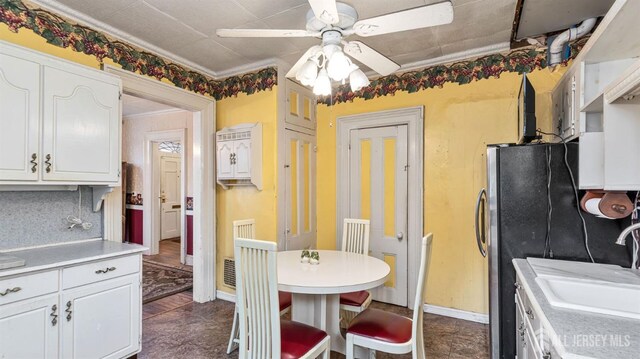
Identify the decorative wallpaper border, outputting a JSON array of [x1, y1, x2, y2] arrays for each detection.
[[0, 0, 276, 100], [320, 38, 588, 105]]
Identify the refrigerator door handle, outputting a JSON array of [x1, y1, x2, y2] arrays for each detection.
[[475, 188, 487, 257]]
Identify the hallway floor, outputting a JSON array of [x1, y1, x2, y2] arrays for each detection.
[[143, 237, 192, 272], [140, 293, 489, 359]]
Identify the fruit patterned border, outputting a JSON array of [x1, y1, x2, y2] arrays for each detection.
[[319, 38, 588, 105], [0, 0, 276, 100]]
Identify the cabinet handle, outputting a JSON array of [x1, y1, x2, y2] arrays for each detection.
[[229, 153, 233, 165], [44, 154, 52, 173], [526, 309, 534, 320], [30, 153, 37, 173], [543, 352, 552, 359], [0, 287, 21, 296], [65, 301, 72, 321], [51, 304, 58, 326], [95, 266, 116, 274], [514, 282, 521, 290]]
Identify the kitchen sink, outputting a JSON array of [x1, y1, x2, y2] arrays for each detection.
[[535, 276, 640, 319]]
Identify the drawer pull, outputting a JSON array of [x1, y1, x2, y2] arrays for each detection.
[[526, 309, 534, 320], [66, 301, 72, 321], [0, 287, 21, 296], [51, 304, 58, 326], [95, 266, 116, 274]]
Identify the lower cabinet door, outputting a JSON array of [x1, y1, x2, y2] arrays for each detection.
[[0, 294, 59, 359], [62, 274, 140, 359]]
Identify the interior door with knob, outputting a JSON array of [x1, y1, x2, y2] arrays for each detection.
[[285, 130, 316, 250], [349, 125, 408, 306], [160, 152, 181, 240]]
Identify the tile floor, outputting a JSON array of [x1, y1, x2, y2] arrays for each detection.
[[140, 292, 489, 359]]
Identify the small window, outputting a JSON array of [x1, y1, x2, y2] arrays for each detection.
[[158, 141, 181, 154]]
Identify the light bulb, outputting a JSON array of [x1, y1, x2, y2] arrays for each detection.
[[296, 59, 318, 86], [313, 68, 332, 96], [349, 68, 370, 92], [327, 50, 352, 81]]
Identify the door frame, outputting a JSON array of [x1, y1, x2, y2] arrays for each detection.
[[102, 65, 216, 303], [336, 106, 424, 307], [144, 129, 186, 261]]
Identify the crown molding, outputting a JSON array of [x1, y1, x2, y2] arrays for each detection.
[[399, 42, 512, 72]]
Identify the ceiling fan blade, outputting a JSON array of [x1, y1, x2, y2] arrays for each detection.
[[352, 1, 454, 37], [286, 45, 322, 78], [344, 41, 400, 76], [308, 0, 340, 25], [216, 29, 321, 38]]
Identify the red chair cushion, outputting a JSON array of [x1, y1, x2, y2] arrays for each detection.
[[340, 290, 370, 307], [347, 308, 412, 344], [278, 291, 292, 312], [281, 320, 327, 359]]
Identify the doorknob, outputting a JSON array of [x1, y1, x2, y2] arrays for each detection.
[[396, 232, 404, 240]]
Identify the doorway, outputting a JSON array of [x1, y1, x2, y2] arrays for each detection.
[[349, 125, 408, 306], [336, 107, 424, 308]]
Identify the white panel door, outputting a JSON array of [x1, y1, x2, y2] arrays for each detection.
[[233, 139, 251, 179], [62, 274, 140, 359], [0, 294, 59, 359], [42, 66, 120, 182], [216, 141, 234, 179], [0, 52, 40, 181], [349, 125, 408, 306], [160, 153, 181, 240], [285, 130, 316, 250]]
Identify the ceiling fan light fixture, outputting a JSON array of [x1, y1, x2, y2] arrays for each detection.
[[349, 67, 370, 92], [296, 59, 319, 86], [327, 49, 352, 81], [313, 68, 332, 96]]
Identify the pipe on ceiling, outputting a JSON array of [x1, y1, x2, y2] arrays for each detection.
[[548, 18, 597, 67]]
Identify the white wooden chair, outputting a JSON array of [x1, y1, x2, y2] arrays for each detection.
[[234, 237, 330, 359], [226, 219, 292, 354], [345, 234, 433, 359], [340, 218, 372, 327]]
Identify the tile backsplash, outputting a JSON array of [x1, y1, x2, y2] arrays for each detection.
[[0, 187, 103, 250]]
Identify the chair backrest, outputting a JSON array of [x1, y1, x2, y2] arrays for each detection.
[[341, 218, 370, 254], [233, 219, 256, 241], [411, 234, 433, 358], [234, 238, 281, 359]]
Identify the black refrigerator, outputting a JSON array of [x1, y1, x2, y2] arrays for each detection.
[[475, 143, 632, 359]]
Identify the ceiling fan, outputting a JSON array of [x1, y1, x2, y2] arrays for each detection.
[[216, 0, 454, 95]]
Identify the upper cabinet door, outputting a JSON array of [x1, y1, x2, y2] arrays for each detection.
[[285, 80, 316, 131], [0, 52, 40, 181], [42, 66, 120, 182], [233, 139, 252, 179], [216, 142, 234, 179]]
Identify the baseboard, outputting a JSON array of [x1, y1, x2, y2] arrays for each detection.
[[423, 304, 489, 324], [216, 290, 236, 303], [185, 255, 193, 266]]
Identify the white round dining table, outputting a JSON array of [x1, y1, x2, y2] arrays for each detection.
[[277, 250, 390, 355]]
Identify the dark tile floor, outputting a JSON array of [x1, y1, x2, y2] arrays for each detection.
[[140, 295, 488, 359]]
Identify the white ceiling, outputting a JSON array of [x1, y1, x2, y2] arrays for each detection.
[[122, 94, 179, 117], [39, 0, 517, 76]]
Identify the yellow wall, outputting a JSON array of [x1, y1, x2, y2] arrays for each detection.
[[1, 23, 279, 294], [215, 89, 279, 293], [316, 68, 566, 314]]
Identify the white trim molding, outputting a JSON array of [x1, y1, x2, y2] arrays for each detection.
[[216, 290, 236, 303], [424, 304, 490, 324], [336, 106, 424, 308]]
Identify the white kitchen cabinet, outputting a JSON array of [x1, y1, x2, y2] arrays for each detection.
[[216, 123, 262, 189], [0, 250, 142, 359], [42, 66, 120, 183], [285, 79, 316, 132], [0, 294, 59, 359], [0, 40, 121, 186], [0, 50, 41, 181], [62, 274, 140, 359]]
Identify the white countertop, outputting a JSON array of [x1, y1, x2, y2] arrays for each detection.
[[277, 250, 390, 294], [0, 240, 147, 278], [513, 259, 640, 359]]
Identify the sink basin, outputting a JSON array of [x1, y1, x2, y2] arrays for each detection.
[[535, 276, 640, 319]]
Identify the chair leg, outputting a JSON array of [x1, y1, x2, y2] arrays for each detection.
[[226, 305, 240, 354], [346, 334, 355, 359], [369, 349, 376, 359]]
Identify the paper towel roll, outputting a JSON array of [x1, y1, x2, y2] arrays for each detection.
[[584, 198, 614, 219]]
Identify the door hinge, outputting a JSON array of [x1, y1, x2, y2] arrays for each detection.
[[118, 170, 121, 177], [119, 92, 122, 100]]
